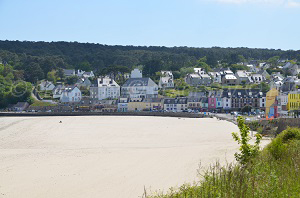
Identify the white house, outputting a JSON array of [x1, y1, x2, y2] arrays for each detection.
[[60, 86, 82, 103], [121, 69, 158, 98], [251, 74, 264, 84], [83, 71, 95, 78], [209, 72, 221, 83], [90, 77, 120, 100], [235, 70, 253, 84], [159, 71, 174, 88], [39, 81, 55, 91]]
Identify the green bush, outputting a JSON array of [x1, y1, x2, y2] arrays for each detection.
[[267, 127, 300, 160]]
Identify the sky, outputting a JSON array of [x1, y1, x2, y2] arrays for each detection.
[[0, 0, 299, 50]]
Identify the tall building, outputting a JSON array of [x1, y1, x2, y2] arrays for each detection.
[[121, 69, 158, 99], [90, 77, 120, 100]]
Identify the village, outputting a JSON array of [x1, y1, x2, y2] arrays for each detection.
[[5, 59, 299, 119]]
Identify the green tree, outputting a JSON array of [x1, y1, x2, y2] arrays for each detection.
[[232, 117, 262, 165], [180, 67, 194, 77], [47, 70, 56, 83], [65, 75, 79, 85]]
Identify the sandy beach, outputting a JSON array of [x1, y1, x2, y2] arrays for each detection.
[[0, 116, 267, 198]]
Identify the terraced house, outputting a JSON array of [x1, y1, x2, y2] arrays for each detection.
[[223, 89, 265, 112], [163, 98, 188, 112]]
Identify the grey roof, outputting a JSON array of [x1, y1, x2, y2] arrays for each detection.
[[63, 69, 75, 76], [164, 98, 188, 104], [188, 92, 206, 98], [144, 98, 163, 103], [188, 98, 202, 102], [222, 89, 265, 98], [122, 78, 158, 87]]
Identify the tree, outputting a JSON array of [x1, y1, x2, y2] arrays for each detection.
[[47, 70, 56, 83], [24, 62, 44, 83], [232, 116, 262, 165], [143, 59, 163, 76], [180, 67, 194, 77], [56, 68, 65, 79], [65, 75, 78, 85], [267, 56, 280, 67]]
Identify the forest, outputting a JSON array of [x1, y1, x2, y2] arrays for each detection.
[[1, 40, 300, 82]]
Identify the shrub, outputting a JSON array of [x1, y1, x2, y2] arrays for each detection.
[[267, 127, 300, 159]]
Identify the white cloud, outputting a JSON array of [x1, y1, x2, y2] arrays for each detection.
[[287, 0, 300, 7], [211, 0, 300, 8]]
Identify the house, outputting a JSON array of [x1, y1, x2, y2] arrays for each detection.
[[265, 88, 279, 118], [159, 71, 174, 88], [82, 71, 95, 78], [277, 93, 288, 116], [52, 85, 65, 99], [127, 98, 145, 111], [219, 69, 238, 85], [287, 64, 300, 76], [187, 98, 202, 111], [283, 62, 293, 70], [159, 76, 174, 89], [200, 98, 209, 111], [185, 73, 201, 86], [60, 86, 82, 103], [121, 69, 158, 99], [163, 97, 188, 112], [221, 73, 238, 85], [281, 76, 300, 92], [227, 89, 264, 112], [209, 72, 221, 83], [247, 64, 259, 73], [287, 91, 300, 113], [269, 72, 284, 90], [90, 77, 120, 100], [235, 70, 253, 84], [117, 97, 129, 112], [185, 73, 211, 86], [77, 70, 85, 77], [63, 69, 76, 77], [12, 102, 29, 112], [251, 74, 264, 84], [221, 90, 232, 111], [257, 70, 270, 79], [76, 77, 92, 88], [144, 98, 164, 111], [39, 81, 55, 91], [199, 73, 212, 85], [208, 91, 223, 112]]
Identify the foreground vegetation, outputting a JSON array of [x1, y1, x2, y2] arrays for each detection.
[[147, 119, 300, 197]]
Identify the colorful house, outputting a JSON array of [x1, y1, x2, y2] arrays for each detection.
[[287, 91, 300, 112], [265, 88, 279, 118]]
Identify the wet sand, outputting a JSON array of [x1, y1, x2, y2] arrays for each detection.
[[0, 116, 267, 198]]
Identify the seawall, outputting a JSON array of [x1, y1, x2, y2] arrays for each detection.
[[0, 112, 209, 118]]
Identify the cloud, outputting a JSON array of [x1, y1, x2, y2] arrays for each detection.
[[287, 0, 300, 7], [211, 0, 300, 8]]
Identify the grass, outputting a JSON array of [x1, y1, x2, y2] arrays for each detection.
[[30, 100, 57, 107], [146, 127, 300, 198]]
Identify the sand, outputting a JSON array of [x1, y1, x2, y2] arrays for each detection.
[[0, 116, 268, 198]]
